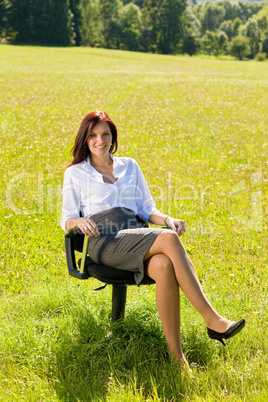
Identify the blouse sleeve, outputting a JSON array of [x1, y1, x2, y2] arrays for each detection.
[[133, 160, 160, 222], [60, 167, 81, 232]]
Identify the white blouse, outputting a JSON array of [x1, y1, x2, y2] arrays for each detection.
[[61, 154, 160, 231]]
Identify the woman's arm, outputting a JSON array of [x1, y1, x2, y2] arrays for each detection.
[[134, 160, 161, 221], [132, 160, 186, 236], [65, 217, 100, 237], [148, 211, 167, 226], [148, 211, 186, 236], [61, 168, 98, 236], [61, 168, 81, 232]]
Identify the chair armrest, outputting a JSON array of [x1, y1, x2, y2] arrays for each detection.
[[65, 228, 89, 279], [65, 226, 82, 238]]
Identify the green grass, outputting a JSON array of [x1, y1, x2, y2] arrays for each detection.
[[0, 44, 267, 401]]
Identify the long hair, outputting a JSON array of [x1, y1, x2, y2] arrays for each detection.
[[67, 111, 118, 167]]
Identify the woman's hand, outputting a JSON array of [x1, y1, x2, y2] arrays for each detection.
[[77, 218, 100, 237], [166, 217, 186, 236]]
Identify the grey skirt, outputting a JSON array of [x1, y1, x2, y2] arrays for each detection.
[[86, 207, 164, 285]]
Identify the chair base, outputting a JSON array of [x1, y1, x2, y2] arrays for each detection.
[[112, 285, 127, 322]]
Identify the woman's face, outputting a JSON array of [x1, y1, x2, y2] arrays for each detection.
[[87, 121, 113, 158]]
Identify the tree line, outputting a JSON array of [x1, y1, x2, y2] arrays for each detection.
[[0, 0, 267, 60]]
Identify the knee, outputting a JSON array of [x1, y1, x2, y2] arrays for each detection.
[[148, 254, 175, 281], [160, 229, 180, 245], [154, 254, 173, 271]]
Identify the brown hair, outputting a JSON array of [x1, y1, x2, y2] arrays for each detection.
[[67, 111, 118, 167]]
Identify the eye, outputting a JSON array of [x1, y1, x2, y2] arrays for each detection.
[[89, 133, 96, 137], [104, 132, 110, 136]]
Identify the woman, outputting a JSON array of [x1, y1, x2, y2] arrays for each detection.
[[61, 111, 245, 367]]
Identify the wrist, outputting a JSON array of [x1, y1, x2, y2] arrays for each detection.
[[164, 216, 170, 227]]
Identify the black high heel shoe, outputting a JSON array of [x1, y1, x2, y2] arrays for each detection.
[[207, 319, 245, 346]]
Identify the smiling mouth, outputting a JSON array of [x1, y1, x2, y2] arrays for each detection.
[[95, 145, 106, 149]]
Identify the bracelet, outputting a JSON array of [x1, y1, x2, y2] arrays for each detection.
[[164, 216, 169, 227]]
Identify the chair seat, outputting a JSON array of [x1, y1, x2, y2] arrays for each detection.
[[83, 257, 155, 286], [65, 225, 156, 320]]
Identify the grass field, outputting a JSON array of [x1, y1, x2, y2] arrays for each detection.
[[0, 44, 267, 401]]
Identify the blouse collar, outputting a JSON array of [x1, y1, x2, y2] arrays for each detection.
[[84, 153, 127, 183]]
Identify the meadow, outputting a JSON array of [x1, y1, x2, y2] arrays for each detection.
[[0, 45, 267, 401]]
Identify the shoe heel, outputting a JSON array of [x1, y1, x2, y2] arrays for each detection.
[[207, 319, 245, 346]]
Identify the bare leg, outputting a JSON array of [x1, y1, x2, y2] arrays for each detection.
[[144, 230, 233, 333], [144, 253, 188, 367]]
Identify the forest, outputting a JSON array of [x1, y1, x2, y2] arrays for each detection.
[[0, 0, 268, 59]]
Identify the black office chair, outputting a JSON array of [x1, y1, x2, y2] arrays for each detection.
[[65, 217, 156, 322]]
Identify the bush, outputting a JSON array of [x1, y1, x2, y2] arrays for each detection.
[[201, 30, 228, 56], [254, 52, 267, 61], [228, 36, 250, 60]]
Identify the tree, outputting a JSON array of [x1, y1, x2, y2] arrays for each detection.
[[158, 0, 187, 54], [232, 17, 242, 36], [241, 18, 260, 58], [262, 35, 268, 56], [228, 36, 250, 60], [182, 5, 201, 56], [0, 0, 6, 37], [219, 19, 233, 40], [217, 0, 242, 22], [79, 0, 103, 47], [69, 0, 82, 45], [182, 31, 198, 56], [201, 30, 228, 56], [119, 2, 142, 51], [140, 0, 158, 52], [184, 4, 202, 39], [253, 0, 268, 51], [217, 30, 228, 55], [99, 0, 123, 49], [123, 0, 143, 6], [141, 0, 187, 54], [238, 1, 264, 24], [200, 1, 225, 35], [8, 0, 75, 45], [256, 15, 268, 34], [49, 0, 75, 45], [253, 0, 268, 26]]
